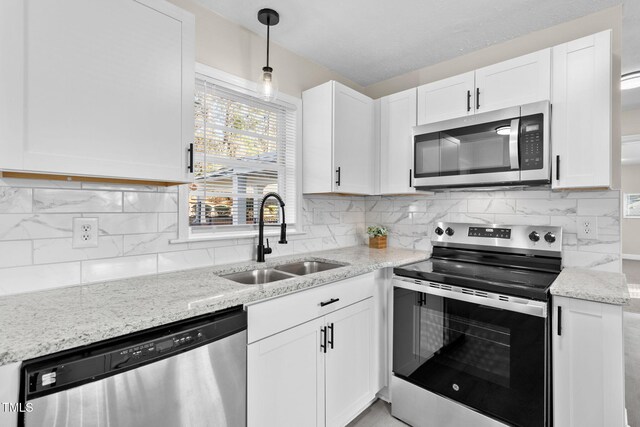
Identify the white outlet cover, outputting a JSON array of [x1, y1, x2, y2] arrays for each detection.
[[73, 217, 99, 248], [577, 216, 598, 240]]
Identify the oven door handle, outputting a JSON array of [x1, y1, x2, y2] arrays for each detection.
[[509, 118, 520, 170], [394, 278, 547, 318]]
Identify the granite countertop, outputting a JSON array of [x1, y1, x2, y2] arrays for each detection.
[[0, 245, 426, 366], [550, 268, 630, 305]]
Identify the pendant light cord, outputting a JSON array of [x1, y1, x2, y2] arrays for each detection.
[[266, 20, 270, 68]]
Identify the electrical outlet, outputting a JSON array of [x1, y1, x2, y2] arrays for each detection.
[[73, 218, 99, 248], [577, 216, 598, 240]]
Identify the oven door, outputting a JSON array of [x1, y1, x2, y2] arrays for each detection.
[[392, 279, 549, 427]]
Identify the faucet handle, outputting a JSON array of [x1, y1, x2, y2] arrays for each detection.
[[264, 238, 272, 255]]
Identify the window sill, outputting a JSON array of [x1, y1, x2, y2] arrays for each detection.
[[169, 229, 306, 244]]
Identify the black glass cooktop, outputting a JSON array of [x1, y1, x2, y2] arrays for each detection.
[[394, 257, 559, 301]]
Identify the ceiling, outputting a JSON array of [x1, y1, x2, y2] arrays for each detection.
[[196, 0, 640, 108]]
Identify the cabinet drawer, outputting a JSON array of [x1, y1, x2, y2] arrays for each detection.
[[247, 273, 374, 344]]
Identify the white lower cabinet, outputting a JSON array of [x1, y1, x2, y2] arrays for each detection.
[[247, 274, 377, 427], [552, 295, 625, 427], [0, 362, 21, 427]]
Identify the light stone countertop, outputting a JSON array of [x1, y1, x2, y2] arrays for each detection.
[[550, 268, 630, 305], [0, 245, 427, 366]]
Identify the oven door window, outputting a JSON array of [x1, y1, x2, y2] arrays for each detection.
[[393, 287, 546, 427], [414, 119, 517, 178]]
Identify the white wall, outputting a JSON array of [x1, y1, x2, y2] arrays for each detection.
[[366, 190, 621, 273], [622, 164, 640, 257]]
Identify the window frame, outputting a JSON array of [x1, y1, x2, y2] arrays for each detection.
[[175, 64, 303, 243]]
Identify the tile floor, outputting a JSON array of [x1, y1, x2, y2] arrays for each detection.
[[347, 400, 407, 427]]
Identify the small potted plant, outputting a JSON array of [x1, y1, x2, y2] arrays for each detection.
[[367, 225, 388, 249]]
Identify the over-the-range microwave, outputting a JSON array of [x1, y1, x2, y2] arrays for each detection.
[[412, 100, 550, 190]]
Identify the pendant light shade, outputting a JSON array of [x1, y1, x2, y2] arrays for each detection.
[[257, 8, 279, 102]]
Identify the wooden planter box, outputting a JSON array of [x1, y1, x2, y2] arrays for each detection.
[[369, 235, 387, 249]]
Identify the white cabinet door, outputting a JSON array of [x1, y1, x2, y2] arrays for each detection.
[[551, 31, 611, 189], [380, 88, 417, 194], [333, 82, 375, 194], [475, 49, 550, 113], [552, 295, 625, 427], [325, 298, 375, 427], [417, 72, 474, 125], [0, 362, 20, 427], [0, 0, 194, 183], [247, 317, 325, 427]]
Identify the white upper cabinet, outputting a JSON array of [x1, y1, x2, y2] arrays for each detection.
[[302, 81, 374, 194], [475, 49, 551, 113], [380, 88, 417, 194], [551, 31, 612, 189], [417, 49, 550, 125], [417, 72, 474, 125], [0, 0, 195, 183]]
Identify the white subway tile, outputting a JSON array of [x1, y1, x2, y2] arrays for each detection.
[[314, 211, 340, 224], [33, 236, 123, 264], [577, 235, 621, 254], [123, 233, 183, 256], [448, 213, 494, 224], [187, 238, 237, 250], [293, 238, 323, 254], [493, 214, 550, 226], [158, 213, 178, 232], [0, 262, 81, 295], [0, 241, 32, 268], [577, 198, 619, 217], [82, 255, 157, 283], [0, 188, 32, 213], [34, 189, 122, 213], [562, 251, 620, 272], [515, 199, 576, 216], [124, 192, 178, 213], [214, 244, 255, 264], [467, 199, 516, 214], [0, 214, 74, 240], [95, 213, 158, 235], [158, 249, 214, 273]]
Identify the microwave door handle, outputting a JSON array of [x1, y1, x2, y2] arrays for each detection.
[[509, 118, 520, 170]]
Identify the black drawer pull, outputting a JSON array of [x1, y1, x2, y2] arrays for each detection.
[[557, 306, 562, 336], [556, 155, 560, 181], [335, 167, 341, 186], [187, 143, 194, 173], [476, 87, 480, 110], [320, 326, 327, 353], [467, 90, 471, 112], [328, 323, 334, 349], [320, 298, 340, 307]]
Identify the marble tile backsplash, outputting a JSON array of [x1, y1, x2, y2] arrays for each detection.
[[366, 189, 621, 273], [0, 177, 621, 296], [0, 178, 365, 296]]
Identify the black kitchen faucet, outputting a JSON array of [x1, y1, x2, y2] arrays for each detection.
[[256, 192, 287, 262]]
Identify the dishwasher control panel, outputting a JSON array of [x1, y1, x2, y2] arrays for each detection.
[[109, 329, 204, 369]]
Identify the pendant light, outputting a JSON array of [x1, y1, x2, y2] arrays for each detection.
[[257, 8, 279, 102], [622, 71, 640, 91]]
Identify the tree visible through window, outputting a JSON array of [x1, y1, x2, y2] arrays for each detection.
[[190, 77, 296, 230]]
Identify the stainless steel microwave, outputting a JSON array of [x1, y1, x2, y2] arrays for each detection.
[[412, 101, 550, 190]]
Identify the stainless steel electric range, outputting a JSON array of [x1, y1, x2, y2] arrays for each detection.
[[391, 222, 562, 427]]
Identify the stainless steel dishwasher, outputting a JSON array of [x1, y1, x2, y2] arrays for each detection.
[[20, 306, 246, 427]]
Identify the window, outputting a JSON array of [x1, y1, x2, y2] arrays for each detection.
[[188, 72, 297, 236]]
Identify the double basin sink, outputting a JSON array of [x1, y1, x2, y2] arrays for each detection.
[[222, 261, 344, 285]]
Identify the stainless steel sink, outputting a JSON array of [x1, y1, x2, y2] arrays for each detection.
[[221, 268, 294, 285], [274, 261, 343, 276]]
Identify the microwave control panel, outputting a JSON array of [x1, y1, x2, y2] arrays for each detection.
[[520, 114, 544, 170]]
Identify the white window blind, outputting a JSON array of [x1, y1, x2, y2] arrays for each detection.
[[190, 76, 297, 230]]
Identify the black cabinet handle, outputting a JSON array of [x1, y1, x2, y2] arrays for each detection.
[[556, 155, 560, 181], [557, 306, 562, 336], [409, 169, 412, 188], [328, 323, 334, 349], [335, 167, 341, 186], [187, 143, 194, 173], [467, 90, 471, 112], [476, 88, 480, 110], [320, 298, 340, 307], [320, 326, 327, 353]]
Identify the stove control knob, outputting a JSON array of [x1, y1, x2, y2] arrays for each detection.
[[445, 227, 454, 236], [528, 231, 540, 242], [544, 232, 556, 243], [435, 227, 444, 236]]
